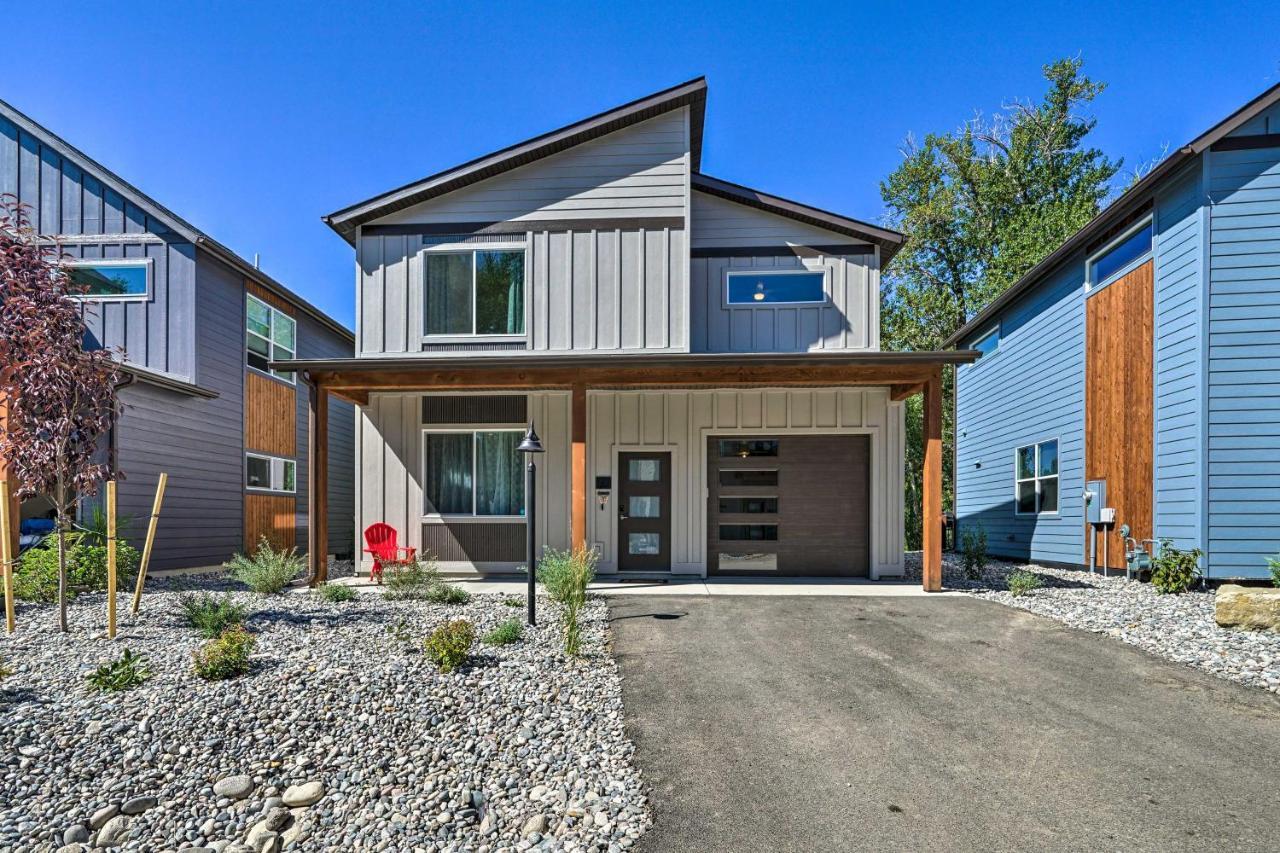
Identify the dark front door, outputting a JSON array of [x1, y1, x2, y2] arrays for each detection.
[[618, 452, 671, 572]]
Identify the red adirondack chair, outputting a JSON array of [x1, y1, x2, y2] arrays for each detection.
[[363, 523, 416, 584]]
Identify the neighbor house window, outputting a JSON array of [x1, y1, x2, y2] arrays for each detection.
[[67, 260, 151, 299], [425, 250, 525, 336], [246, 294, 296, 382], [1089, 219, 1153, 289], [726, 270, 826, 305], [246, 453, 296, 493], [1014, 439, 1058, 515], [423, 429, 524, 516], [970, 326, 999, 359]]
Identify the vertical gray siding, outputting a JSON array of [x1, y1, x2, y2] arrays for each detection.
[[689, 252, 876, 352], [1152, 166, 1205, 554], [1206, 142, 1280, 578], [0, 114, 196, 379]]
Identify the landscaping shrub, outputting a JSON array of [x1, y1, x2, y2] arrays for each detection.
[[483, 618, 523, 646], [225, 538, 303, 594], [86, 648, 151, 692], [14, 535, 140, 602], [383, 558, 442, 601], [540, 546, 597, 655], [1267, 553, 1280, 588], [536, 548, 577, 604], [1150, 542, 1202, 594], [501, 597, 523, 608], [316, 583, 356, 603], [960, 525, 988, 581], [178, 592, 249, 639], [426, 582, 470, 605], [425, 620, 474, 672], [193, 627, 256, 681], [1006, 569, 1043, 597]]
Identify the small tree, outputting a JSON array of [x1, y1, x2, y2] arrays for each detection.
[[0, 196, 122, 631]]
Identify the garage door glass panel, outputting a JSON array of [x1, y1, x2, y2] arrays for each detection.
[[718, 439, 779, 458], [628, 459, 660, 481], [719, 524, 779, 541], [718, 497, 778, 514], [629, 496, 660, 518], [719, 469, 778, 488], [718, 552, 777, 571], [628, 533, 660, 555]]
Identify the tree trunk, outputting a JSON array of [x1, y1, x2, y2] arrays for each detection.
[[56, 525, 67, 632]]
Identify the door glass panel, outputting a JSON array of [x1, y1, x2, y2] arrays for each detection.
[[629, 496, 660, 518], [628, 532, 660, 555], [718, 469, 778, 488], [718, 439, 779, 458], [628, 459, 661, 481]]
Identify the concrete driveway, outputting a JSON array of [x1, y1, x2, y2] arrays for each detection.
[[607, 595, 1280, 853]]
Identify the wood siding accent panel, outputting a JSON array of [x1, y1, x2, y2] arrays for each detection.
[[246, 279, 294, 315], [245, 494, 297, 550], [1086, 261, 1154, 569], [245, 371, 297, 456]]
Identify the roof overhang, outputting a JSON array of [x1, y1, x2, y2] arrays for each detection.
[[692, 173, 904, 264], [944, 79, 1280, 348], [276, 350, 978, 405], [323, 77, 709, 244]]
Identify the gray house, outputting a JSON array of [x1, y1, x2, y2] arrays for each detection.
[[948, 82, 1280, 580], [0, 99, 355, 570], [283, 78, 974, 589]]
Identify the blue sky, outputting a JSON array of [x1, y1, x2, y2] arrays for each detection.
[[6, 1, 1280, 329]]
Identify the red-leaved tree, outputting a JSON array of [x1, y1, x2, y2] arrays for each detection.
[[0, 195, 122, 631]]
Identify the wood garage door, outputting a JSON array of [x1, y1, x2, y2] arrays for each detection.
[[708, 435, 870, 577]]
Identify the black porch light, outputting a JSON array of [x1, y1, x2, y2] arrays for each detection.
[[518, 423, 545, 626]]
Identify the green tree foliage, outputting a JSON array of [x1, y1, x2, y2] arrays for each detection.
[[880, 58, 1122, 547]]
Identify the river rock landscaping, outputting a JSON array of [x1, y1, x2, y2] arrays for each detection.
[[0, 574, 649, 852], [906, 552, 1280, 695]]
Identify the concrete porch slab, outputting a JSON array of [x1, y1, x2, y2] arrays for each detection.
[[323, 575, 953, 597]]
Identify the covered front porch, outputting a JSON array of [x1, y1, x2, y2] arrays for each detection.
[[279, 351, 976, 591]]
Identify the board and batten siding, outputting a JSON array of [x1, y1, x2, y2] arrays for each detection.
[[1206, 141, 1280, 579], [955, 261, 1086, 565], [0, 113, 197, 380]]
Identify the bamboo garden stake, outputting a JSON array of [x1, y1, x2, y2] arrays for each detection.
[[130, 473, 167, 617], [106, 480, 117, 639], [1, 479, 14, 634]]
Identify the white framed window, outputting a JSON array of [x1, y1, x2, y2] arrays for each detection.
[[67, 258, 152, 301], [969, 325, 1000, 359], [1014, 439, 1058, 515], [725, 269, 827, 306], [246, 452, 296, 494], [424, 249, 525, 336], [422, 428, 525, 517], [1087, 217, 1153, 291], [246, 294, 296, 383]]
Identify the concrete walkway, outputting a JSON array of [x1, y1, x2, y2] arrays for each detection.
[[608, 594, 1280, 853], [327, 575, 950, 597]]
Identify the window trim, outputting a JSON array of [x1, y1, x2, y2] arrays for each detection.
[[420, 426, 527, 521], [422, 247, 528, 339], [67, 258, 153, 302], [245, 452, 296, 494], [1013, 439, 1059, 517], [246, 293, 297, 385], [1086, 215, 1153, 292], [724, 268, 829, 307]]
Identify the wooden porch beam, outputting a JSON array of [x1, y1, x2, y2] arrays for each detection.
[[889, 382, 924, 402], [922, 368, 943, 592], [308, 380, 329, 586], [570, 383, 587, 553]]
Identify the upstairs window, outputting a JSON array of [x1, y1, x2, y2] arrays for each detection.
[[246, 294, 296, 383], [726, 270, 826, 305], [425, 250, 525, 336], [1088, 219, 1152, 289], [970, 326, 1000, 359], [67, 260, 151, 299], [1014, 439, 1058, 515]]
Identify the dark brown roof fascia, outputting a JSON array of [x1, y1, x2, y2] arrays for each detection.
[[323, 77, 709, 243]]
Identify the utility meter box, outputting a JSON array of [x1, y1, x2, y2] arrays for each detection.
[[1085, 479, 1107, 525], [1099, 507, 1116, 524]]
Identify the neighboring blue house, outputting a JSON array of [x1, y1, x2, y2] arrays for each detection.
[[948, 82, 1280, 580]]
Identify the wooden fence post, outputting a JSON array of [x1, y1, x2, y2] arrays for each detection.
[[130, 473, 167, 617], [106, 480, 117, 639], [0, 479, 14, 634]]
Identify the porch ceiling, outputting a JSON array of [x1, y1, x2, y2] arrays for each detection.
[[273, 351, 978, 405]]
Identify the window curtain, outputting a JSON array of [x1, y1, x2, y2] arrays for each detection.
[[425, 433, 473, 514], [475, 431, 524, 516]]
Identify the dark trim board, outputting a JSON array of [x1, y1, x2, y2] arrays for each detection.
[[363, 217, 685, 237], [1210, 133, 1280, 151], [691, 244, 873, 259]]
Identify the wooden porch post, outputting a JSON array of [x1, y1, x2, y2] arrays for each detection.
[[308, 378, 329, 586], [570, 383, 587, 552], [922, 367, 943, 592]]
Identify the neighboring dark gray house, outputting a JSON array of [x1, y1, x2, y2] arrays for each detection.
[[0, 98, 355, 571], [948, 82, 1280, 580]]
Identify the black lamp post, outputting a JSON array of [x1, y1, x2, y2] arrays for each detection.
[[517, 423, 545, 626]]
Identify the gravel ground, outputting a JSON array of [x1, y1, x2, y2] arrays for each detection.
[[905, 552, 1280, 695], [0, 571, 649, 852]]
